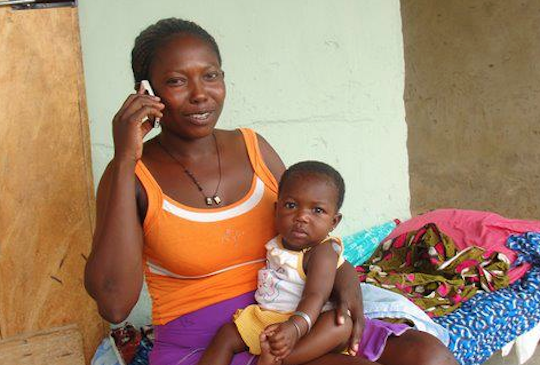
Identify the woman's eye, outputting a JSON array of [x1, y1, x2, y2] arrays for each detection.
[[167, 78, 187, 86], [204, 71, 222, 81]]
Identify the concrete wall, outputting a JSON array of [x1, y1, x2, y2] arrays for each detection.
[[79, 0, 410, 236], [402, 0, 540, 219]]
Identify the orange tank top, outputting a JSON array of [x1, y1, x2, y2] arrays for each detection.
[[135, 129, 278, 325]]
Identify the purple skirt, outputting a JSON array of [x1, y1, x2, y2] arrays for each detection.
[[149, 291, 409, 365]]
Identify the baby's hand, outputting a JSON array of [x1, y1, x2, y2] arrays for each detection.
[[263, 321, 299, 360]]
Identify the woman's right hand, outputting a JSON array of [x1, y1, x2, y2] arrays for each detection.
[[112, 83, 165, 162]]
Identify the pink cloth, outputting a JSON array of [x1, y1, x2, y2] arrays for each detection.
[[385, 209, 540, 283]]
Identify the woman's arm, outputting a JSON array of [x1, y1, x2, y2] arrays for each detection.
[[84, 88, 164, 323], [84, 160, 144, 324], [333, 260, 364, 355]]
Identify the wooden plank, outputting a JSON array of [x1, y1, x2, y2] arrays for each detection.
[[0, 325, 85, 365], [0, 6, 105, 362]]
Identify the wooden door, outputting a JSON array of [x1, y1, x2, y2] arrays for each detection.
[[0, 4, 104, 362]]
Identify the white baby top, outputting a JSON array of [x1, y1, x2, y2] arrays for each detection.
[[254, 235, 344, 313]]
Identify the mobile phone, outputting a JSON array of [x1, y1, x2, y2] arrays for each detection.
[[141, 80, 160, 128]]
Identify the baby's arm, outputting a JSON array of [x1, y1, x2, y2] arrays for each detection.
[[265, 240, 340, 360]]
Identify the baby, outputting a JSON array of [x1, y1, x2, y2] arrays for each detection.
[[198, 160, 352, 365]]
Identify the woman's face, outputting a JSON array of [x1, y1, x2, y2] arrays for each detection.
[[149, 33, 226, 139]]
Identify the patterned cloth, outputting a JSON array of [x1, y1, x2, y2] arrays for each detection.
[[357, 223, 510, 317], [435, 232, 540, 365], [382, 209, 540, 283], [507, 232, 540, 268]]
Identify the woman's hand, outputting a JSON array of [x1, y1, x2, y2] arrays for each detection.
[[333, 261, 365, 356], [112, 83, 164, 162], [263, 320, 300, 360]]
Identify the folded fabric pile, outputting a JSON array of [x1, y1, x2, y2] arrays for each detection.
[[434, 232, 540, 365], [357, 210, 540, 365], [357, 223, 510, 317], [383, 209, 540, 283]]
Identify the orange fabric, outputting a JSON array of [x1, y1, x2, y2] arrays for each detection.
[[135, 129, 278, 325]]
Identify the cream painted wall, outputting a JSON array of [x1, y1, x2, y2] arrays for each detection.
[[79, 0, 410, 234]]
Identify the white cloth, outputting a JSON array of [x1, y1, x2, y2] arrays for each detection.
[[361, 283, 450, 346], [255, 236, 343, 313], [501, 322, 540, 364], [91, 338, 122, 365]]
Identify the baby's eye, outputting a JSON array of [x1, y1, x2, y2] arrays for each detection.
[[313, 207, 325, 214], [284, 202, 296, 209]]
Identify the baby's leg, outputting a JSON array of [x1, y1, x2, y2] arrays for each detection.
[[197, 322, 247, 365], [281, 310, 352, 365]]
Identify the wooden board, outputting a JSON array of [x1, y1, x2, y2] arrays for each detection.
[[0, 6, 104, 362], [0, 325, 85, 365]]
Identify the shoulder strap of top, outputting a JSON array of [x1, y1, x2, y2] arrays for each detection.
[[135, 160, 163, 233], [239, 128, 279, 194], [320, 236, 345, 267]]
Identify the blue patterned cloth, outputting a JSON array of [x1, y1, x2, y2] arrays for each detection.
[[507, 232, 540, 268], [434, 232, 540, 365], [343, 221, 397, 266]]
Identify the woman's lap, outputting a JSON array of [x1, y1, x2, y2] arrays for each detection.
[[378, 330, 459, 365], [150, 344, 256, 365], [358, 319, 410, 361], [150, 291, 258, 365], [149, 291, 414, 365]]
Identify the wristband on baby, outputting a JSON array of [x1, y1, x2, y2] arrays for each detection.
[[292, 311, 312, 333], [290, 319, 302, 339]]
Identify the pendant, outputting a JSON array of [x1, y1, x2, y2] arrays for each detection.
[[205, 197, 213, 206], [213, 195, 222, 205]]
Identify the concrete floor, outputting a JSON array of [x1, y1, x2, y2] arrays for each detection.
[[484, 348, 540, 365]]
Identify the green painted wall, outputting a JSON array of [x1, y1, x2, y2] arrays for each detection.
[[79, 1, 409, 325], [79, 0, 410, 233]]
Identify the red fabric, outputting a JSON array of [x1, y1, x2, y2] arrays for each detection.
[[385, 209, 540, 283]]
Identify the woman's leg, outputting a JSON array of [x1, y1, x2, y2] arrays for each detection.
[[296, 328, 457, 365], [303, 353, 380, 365], [377, 330, 459, 365], [198, 323, 247, 365]]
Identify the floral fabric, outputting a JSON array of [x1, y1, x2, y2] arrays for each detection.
[[357, 223, 510, 317]]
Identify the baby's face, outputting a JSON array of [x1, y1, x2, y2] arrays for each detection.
[[275, 173, 341, 250]]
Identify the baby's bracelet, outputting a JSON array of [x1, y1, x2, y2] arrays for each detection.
[[290, 319, 302, 339], [292, 311, 312, 333]]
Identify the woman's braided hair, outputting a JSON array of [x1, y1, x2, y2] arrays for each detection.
[[131, 18, 222, 83]]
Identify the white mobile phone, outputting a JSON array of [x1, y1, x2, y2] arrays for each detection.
[[141, 80, 160, 128]]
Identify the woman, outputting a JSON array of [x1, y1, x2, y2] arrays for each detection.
[[84, 18, 458, 365]]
